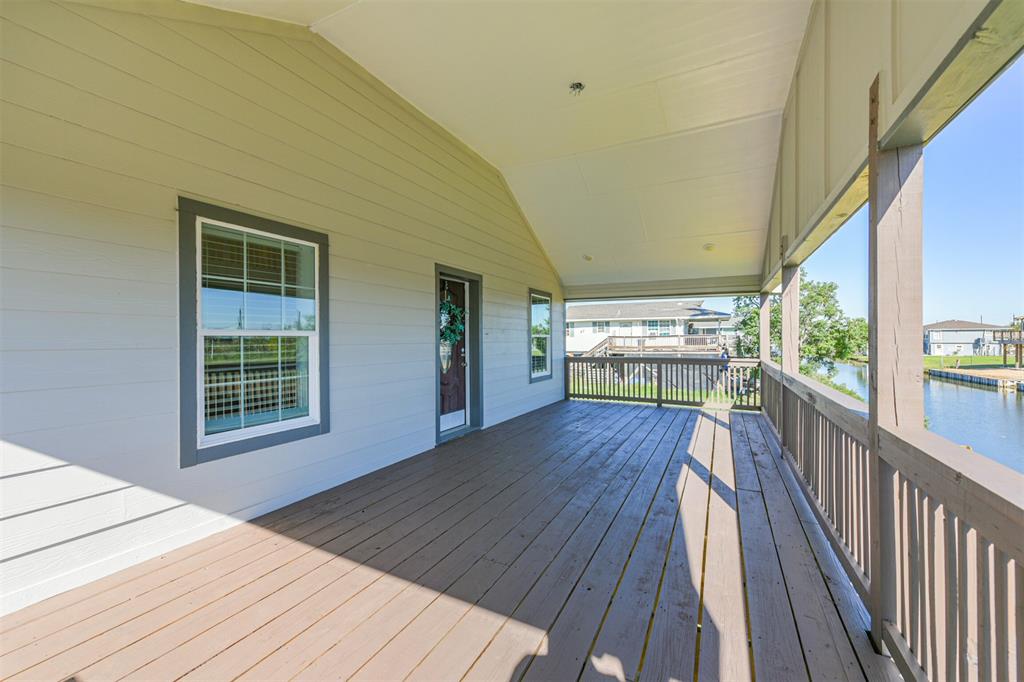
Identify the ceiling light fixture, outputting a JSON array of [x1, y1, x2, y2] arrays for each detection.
[[582, 254, 593, 261], [702, 242, 715, 252], [569, 81, 585, 96]]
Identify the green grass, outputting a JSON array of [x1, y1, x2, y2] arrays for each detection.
[[849, 355, 1009, 370], [922, 355, 1006, 370]]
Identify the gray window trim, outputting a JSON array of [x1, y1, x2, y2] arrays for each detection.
[[528, 288, 553, 383], [178, 198, 330, 468]]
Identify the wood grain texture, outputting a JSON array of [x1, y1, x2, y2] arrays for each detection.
[[0, 402, 897, 681]]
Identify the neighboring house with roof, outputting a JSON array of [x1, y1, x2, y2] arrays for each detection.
[[923, 320, 1009, 356], [565, 300, 732, 354]]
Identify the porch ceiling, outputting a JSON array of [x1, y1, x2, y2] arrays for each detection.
[[190, 0, 811, 290]]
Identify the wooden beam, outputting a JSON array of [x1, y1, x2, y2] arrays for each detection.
[[781, 266, 799, 375], [759, 292, 771, 363], [867, 74, 925, 650], [562, 274, 761, 301]]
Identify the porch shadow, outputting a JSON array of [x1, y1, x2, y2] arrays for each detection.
[[0, 401, 888, 681]]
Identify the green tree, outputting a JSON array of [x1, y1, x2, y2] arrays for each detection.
[[839, 316, 869, 358], [732, 268, 864, 369], [732, 295, 779, 358]]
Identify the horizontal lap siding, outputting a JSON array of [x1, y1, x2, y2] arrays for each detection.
[[0, 0, 563, 613]]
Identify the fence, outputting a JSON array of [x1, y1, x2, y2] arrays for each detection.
[[565, 356, 760, 410]]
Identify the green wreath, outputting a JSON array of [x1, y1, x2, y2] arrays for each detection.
[[439, 298, 465, 345]]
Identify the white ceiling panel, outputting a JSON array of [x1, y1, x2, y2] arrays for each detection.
[[191, 0, 812, 292]]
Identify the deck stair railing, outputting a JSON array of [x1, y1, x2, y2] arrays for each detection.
[[761, 360, 1023, 681], [580, 337, 611, 357], [604, 334, 724, 354], [565, 355, 760, 410]]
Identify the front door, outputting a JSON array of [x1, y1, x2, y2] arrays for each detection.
[[439, 277, 468, 432]]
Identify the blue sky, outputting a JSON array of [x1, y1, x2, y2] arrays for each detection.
[[703, 54, 1023, 324]]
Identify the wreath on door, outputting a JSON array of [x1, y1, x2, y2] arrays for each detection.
[[439, 293, 465, 374], [439, 297, 465, 346]]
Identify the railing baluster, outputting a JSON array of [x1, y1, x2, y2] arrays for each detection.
[[978, 535, 992, 681]]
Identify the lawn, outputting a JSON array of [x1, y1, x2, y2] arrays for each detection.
[[923, 355, 1008, 370], [851, 355, 1010, 370]]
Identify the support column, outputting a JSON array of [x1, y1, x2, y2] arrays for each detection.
[[779, 266, 799, 452], [781, 266, 800, 375], [867, 75, 925, 650], [758, 292, 772, 363]]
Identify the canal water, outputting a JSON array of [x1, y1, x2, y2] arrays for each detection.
[[829, 362, 1024, 474]]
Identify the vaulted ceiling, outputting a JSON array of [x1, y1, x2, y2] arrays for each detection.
[[192, 0, 812, 291]]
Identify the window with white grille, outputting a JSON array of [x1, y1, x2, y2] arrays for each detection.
[[179, 198, 329, 466], [198, 220, 320, 445]]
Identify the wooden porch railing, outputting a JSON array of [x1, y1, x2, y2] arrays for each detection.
[[761, 360, 1024, 681], [605, 334, 724, 353], [566, 356, 760, 409]]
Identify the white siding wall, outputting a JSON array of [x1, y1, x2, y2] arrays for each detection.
[[0, 0, 563, 614]]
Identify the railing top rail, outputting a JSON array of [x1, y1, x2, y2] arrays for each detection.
[[879, 426, 1024, 564], [765, 362, 870, 443], [765, 356, 1024, 564], [568, 355, 758, 366]]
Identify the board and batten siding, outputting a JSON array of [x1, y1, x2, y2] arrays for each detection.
[[759, 0, 1021, 288], [0, 0, 564, 615]]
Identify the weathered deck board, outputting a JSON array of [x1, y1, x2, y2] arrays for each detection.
[[0, 401, 898, 681]]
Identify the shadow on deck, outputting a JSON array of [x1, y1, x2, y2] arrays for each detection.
[[0, 400, 898, 681]]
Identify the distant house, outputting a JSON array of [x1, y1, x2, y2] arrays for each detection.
[[566, 300, 732, 354], [923, 320, 1009, 356]]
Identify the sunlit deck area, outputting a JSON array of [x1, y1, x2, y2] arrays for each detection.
[[0, 400, 897, 681]]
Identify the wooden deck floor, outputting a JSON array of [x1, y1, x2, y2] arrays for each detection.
[[0, 401, 899, 681]]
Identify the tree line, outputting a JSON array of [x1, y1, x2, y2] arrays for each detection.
[[732, 268, 868, 371]]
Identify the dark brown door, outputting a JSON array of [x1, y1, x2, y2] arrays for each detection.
[[439, 277, 467, 417]]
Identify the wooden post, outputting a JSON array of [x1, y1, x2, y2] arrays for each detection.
[[657, 361, 664, 407], [867, 75, 925, 650], [780, 266, 799, 452], [781, 267, 800, 375], [759, 292, 771, 363], [564, 356, 571, 401]]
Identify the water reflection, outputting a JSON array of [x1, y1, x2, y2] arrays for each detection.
[[829, 362, 1024, 473]]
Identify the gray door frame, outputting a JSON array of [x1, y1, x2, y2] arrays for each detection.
[[435, 264, 483, 444]]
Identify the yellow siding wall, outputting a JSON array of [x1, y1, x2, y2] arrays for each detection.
[[0, 0, 563, 612]]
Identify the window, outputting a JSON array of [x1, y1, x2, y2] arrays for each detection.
[[592, 321, 609, 333], [646, 320, 673, 336], [529, 289, 552, 381], [179, 199, 329, 467]]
